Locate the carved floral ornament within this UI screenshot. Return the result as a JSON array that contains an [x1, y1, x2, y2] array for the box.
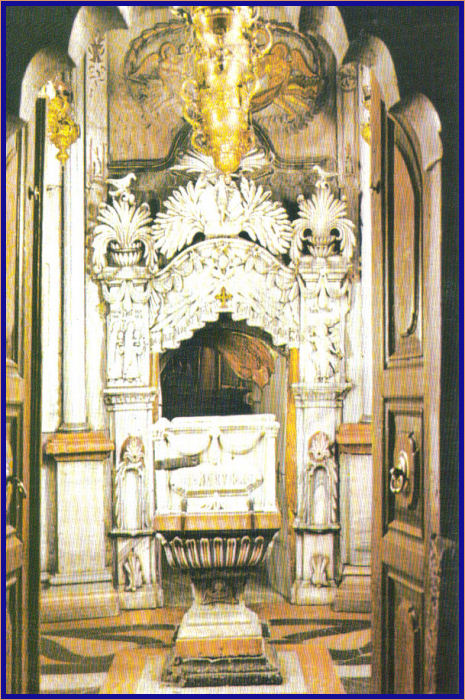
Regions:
[[89, 166, 355, 354], [90, 165, 356, 272]]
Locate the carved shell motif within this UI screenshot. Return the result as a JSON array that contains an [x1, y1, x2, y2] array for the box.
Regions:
[[291, 166, 356, 262]]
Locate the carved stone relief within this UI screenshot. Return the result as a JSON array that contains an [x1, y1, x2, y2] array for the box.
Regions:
[[121, 19, 327, 136], [114, 436, 148, 530], [291, 167, 355, 262], [310, 553, 329, 587], [148, 239, 300, 352], [297, 432, 338, 527], [122, 548, 145, 592], [91, 175, 158, 275]]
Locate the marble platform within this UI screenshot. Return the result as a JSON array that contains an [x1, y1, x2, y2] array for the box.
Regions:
[[138, 650, 306, 694], [100, 641, 346, 695]]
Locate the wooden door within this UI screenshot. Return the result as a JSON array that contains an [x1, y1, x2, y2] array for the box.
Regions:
[[371, 80, 456, 693], [5, 100, 44, 694]]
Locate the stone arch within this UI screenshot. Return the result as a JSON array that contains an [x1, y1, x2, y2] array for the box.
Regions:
[[19, 47, 74, 123], [11, 5, 129, 131], [67, 5, 128, 65], [390, 93, 442, 171], [343, 34, 400, 108], [298, 6, 349, 66], [149, 239, 301, 354]]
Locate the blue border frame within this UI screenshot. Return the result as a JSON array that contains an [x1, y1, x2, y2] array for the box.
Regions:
[[2, 2, 463, 698]]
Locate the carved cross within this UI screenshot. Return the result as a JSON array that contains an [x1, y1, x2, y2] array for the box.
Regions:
[[215, 286, 232, 308]]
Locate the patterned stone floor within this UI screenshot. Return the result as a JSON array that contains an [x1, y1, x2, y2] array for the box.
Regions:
[[40, 600, 371, 695]]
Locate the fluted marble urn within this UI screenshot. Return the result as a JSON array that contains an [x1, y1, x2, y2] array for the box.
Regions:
[[153, 414, 283, 687], [155, 511, 282, 686]]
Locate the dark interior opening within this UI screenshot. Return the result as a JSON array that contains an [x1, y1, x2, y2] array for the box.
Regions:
[[160, 316, 277, 420]]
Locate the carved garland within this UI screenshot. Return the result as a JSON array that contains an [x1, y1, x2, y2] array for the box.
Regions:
[[89, 170, 356, 367]]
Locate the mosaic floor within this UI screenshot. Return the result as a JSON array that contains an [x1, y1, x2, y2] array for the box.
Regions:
[[40, 599, 371, 695]]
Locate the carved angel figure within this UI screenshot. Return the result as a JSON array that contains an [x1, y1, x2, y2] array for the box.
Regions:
[[123, 24, 189, 126], [252, 42, 324, 131], [308, 321, 342, 382]]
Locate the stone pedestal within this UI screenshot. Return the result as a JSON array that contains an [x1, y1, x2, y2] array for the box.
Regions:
[[43, 432, 119, 620], [162, 598, 281, 687], [104, 388, 162, 609], [291, 385, 347, 604], [155, 512, 282, 688], [292, 525, 341, 605]]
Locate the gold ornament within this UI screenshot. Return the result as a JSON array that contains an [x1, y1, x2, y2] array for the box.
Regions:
[[176, 6, 271, 174], [215, 286, 232, 308], [47, 81, 80, 164]]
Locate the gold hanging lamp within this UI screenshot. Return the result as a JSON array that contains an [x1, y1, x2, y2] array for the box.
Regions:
[[174, 6, 272, 175]]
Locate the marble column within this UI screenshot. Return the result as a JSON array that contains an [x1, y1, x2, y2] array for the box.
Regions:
[[291, 257, 352, 605], [60, 84, 88, 432], [43, 66, 117, 620]]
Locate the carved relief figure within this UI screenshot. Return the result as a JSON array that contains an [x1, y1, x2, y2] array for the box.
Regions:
[[252, 41, 324, 130], [308, 321, 342, 382], [122, 19, 326, 135]]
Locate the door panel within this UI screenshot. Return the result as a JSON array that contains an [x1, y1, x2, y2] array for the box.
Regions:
[[371, 77, 447, 693], [387, 132, 423, 362], [5, 101, 44, 693], [385, 400, 424, 539]]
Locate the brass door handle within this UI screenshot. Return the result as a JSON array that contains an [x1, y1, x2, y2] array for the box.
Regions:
[[389, 450, 409, 494]]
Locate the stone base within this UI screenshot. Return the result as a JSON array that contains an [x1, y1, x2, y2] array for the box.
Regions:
[[332, 570, 371, 613], [41, 582, 119, 622], [291, 580, 337, 605], [118, 584, 163, 610], [161, 642, 283, 687], [176, 600, 262, 646]]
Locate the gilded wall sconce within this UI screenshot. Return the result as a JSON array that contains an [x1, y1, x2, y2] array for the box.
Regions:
[[46, 79, 80, 165], [174, 6, 272, 174]]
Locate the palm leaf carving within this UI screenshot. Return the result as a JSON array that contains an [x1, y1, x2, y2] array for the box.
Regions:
[[291, 177, 356, 262], [238, 178, 293, 256], [152, 180, 204, 260], [152, 176, 292, 261], [91, 177, 158, 273]]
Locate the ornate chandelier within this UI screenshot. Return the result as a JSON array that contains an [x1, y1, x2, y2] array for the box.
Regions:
[[173, 6, 271, 174]]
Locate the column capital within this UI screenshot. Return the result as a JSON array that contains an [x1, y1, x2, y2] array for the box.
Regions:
[[291, 382, 351, 408], [103, 387, 156, 410]]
